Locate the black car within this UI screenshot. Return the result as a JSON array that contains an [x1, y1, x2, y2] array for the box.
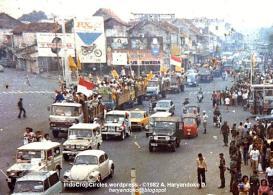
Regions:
[[149, 117, 182, 152]]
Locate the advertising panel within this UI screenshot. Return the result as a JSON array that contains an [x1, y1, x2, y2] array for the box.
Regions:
[[74, 17, 106, 63], [36, 33, 75, 57], [112, 52, 128, 65]]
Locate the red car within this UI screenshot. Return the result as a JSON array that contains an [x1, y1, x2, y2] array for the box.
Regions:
[[182, 113, 199, 138]]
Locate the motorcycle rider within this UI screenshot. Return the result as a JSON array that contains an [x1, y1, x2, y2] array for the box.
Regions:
[[197, 87, 204, 103]]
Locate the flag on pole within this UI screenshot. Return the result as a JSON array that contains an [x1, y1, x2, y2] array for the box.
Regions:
[[68, 55, 77, 71], [77, 77, 95, 97], [111, 69, 119, 79], [170, 56, 182, 67], [77, 57, 81, 70]]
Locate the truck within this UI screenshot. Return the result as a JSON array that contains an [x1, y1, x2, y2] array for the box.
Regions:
[[99, 86, 135, 111], [168, 75, 185, 93], [49, 100, 104, 138], [146, 77, 170, 99]]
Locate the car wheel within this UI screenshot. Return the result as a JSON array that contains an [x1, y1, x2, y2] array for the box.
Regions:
[[120, 131, 125, 141], [55, 166, 61, 176], [176, 139, 180, 148], [63, 154, 69, 161], [171, 144, 176, 152], [109, 165, 114, 178], [149, 144, 154, 152], [102, 135, 107, 140], [52, 130, 59, 138], [7, 179, 15, 191]]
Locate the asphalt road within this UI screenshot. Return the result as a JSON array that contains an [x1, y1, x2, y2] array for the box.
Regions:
[[0, 69, 252, 195]]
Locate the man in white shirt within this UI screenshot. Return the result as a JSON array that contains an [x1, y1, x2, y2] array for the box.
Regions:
[[249, 146, 260, 172], [266, 163, 273, 188], [244, 118, 252, 130], [202, 111, 208, 134]]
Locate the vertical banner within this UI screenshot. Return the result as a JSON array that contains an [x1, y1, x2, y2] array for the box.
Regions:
[[74, 17, 106, 63]]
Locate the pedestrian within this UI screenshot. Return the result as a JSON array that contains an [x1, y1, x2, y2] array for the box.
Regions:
[[221, 121, 230, 146], [231, 123, 237, 139], [25, 74, 31, 86], [244, 118, 252, 130], [196, 153, 207, 189], [202, 110, 208, 134], [258, 179, 270, 195], [238, 175, 250, 195], [249, 170, 260, 195], [17, 98, 26, 118], [242, 137, 249, 166], [225, 96, 230, 110], [218, 153, 226, 188], [266, 163, 273, 188], [250, 146, 260, 172]]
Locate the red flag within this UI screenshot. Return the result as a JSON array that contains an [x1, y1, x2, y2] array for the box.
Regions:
[[77, 77, 95, 97]]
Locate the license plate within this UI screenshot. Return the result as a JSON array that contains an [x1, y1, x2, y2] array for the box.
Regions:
[[151, 143, 157, 146]]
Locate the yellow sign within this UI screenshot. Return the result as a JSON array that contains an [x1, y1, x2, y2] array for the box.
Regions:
[[171, 45, 181, 56]]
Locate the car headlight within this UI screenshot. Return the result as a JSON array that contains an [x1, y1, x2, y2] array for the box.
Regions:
[[50, 123, 56, 127], [64, 171, 70, 179], [165, 136, 170, 141], [80, 146, 86, 150], [64, 145, 70, 149], [76, 145, 81, 149]]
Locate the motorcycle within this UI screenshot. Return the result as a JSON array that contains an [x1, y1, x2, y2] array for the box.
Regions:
[[213, 114, 222, 128], [197, 93, 203, 103]]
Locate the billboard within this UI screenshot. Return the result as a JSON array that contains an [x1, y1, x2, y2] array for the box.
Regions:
[[36, 33, 75, 57], [74, 17, 106, 63], [112, 52, 127, 65]]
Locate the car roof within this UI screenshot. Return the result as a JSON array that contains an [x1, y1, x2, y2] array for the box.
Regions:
[[69, 123, 100, 130], [183, 113, 197, 118], [130, 110, 146, 114], [52, 102, 82, 107], [150, 112, 172, 118], [16, 171, 57, 182], [18, 142, 60, 150], [185, 104, 199, 108], [107, 110, 129, 115], [154, 117, 180, 122], [76, 150, 105, 157], [157, 100, 172, 103]]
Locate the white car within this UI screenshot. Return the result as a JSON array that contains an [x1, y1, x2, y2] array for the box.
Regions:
[[63, 150, 114, 188], [154, 100, 175, 115], [12, 171, 62, 195]]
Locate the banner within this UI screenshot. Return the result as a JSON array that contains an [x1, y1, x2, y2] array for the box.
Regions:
[[170, 56, 182, 67], [74, 17, 106, 63], [36, 33, 75, 57]]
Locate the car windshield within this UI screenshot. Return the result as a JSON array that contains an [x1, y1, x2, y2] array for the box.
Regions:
[[17, 150, 42, 161], [187, 74, 196, 80], [154, 121, 175, 134], [14, 180, 44, 193], [51, 106, 81, 117], [106, 114, 124, 123], [131, 112, 144, 119], [184, 118, 196, 125], [69, 129, 92, 138], [157, 101, 170, 108], [148, 81, 158, 87], [75, 155, 98, 165], [186, 107, 198, 114]]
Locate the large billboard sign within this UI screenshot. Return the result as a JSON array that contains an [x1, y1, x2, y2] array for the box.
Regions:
[[74, 17, 106, 63], [36, 33, 75, 57]]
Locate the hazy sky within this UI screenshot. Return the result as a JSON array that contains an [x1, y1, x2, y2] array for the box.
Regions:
[[1, 0, 273, 32]]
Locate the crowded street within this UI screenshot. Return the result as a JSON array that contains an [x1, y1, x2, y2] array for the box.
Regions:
[[0, 68, 256, 195]]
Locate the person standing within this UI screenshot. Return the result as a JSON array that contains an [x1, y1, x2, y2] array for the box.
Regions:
[[249, 170, 259, 195], [249, 146, 260, 172], [225, 96, 230, 111], [17, 98, 26, 118], [202, 111, 208, 134], [265, 163, 273, 188], [196, 153, 207, 189], [218, 153, 226, 188], [221, 121, 230, 146]]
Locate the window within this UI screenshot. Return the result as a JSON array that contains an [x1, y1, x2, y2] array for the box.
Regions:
[[44, 179, 50, 191], [105, 154, 108, 160], [99, 155, 105, 164], [48, 172, 59, 186], [53, 147, 60, 157], [47, 150, 53, 160]]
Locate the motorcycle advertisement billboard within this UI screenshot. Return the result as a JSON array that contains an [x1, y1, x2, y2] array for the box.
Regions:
[[36, 33, 75, 57], [74, 17, 106, 63]]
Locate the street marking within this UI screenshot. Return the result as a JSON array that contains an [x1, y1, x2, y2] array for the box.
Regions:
[[0, 91, 54, 95], [134, 141, 141, 149]]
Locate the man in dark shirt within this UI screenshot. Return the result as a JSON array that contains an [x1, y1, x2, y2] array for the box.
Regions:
[[218, 153, 226, 188], [18, 98, 26, 118]]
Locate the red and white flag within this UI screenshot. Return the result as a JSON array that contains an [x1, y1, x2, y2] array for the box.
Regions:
[[170, 56, 182, 67], [77, 77, 95, 97]]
